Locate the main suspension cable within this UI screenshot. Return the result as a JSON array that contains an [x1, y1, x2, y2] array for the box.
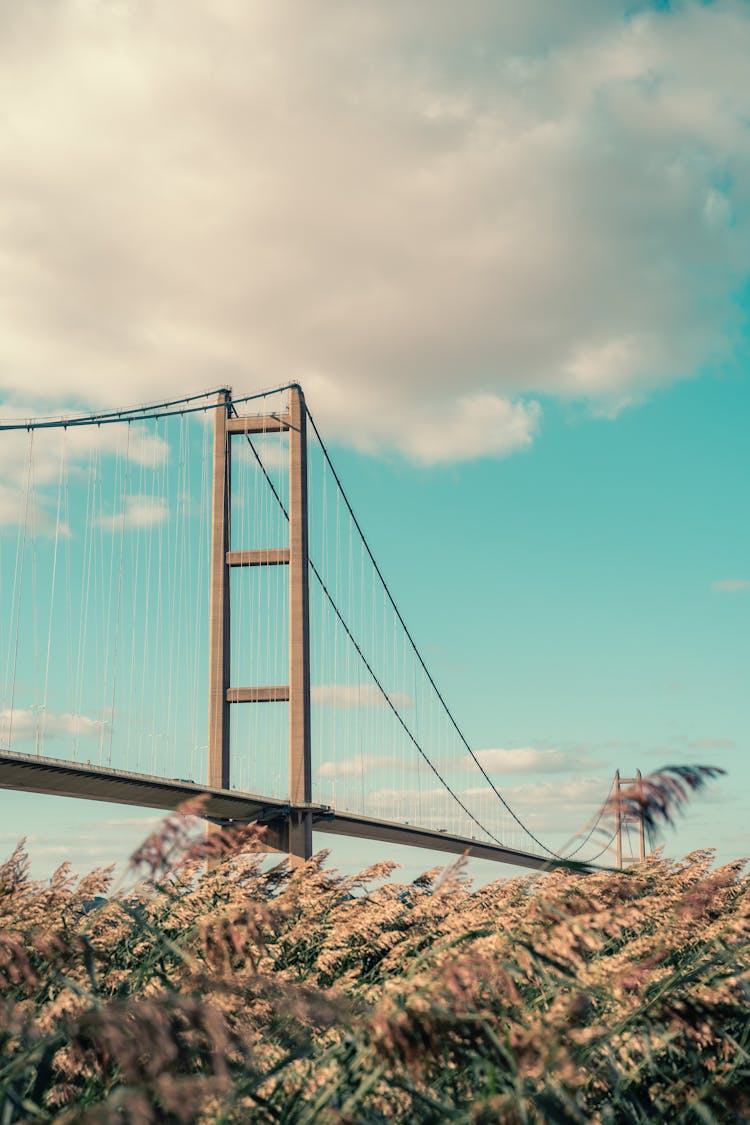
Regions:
[[304, 403, 567, 859], [231, 404, 516, 851], [0, 384, 294, 431], [4, 387, 613, 863]]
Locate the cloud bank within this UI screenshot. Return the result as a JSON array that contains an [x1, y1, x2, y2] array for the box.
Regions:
[[97, 494, 169, 531], [317, 754, 404, 780], [1, 1, 749, 461], [471, 747, 595, 774], [711, 579, 750, 593], [0, 709, 104, 743], [0, 414, 169, 533], [312, 684, 414, 709]]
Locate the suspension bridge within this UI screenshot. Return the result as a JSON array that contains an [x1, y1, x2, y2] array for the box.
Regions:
[[0, 385, 619, 871]]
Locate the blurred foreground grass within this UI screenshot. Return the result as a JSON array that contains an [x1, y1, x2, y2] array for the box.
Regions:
[[0, 801, 747, 1124]]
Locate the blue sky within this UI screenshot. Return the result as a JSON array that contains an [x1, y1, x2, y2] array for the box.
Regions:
[[0, 0, 748, 883], [1, 369, 745, 883], [314, 369, 749, 869]]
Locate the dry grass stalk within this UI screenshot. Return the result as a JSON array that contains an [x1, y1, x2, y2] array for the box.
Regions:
[[0, 786, 746, 1123]]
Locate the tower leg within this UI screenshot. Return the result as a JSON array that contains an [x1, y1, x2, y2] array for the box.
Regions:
[[636, 768, 646, 861], [208, 390, 232, 791], [614, 769, 622, 870], [288, 385, 312, 863]]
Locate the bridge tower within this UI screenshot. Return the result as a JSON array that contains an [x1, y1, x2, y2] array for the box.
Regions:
[[613, 769, 646, 868], [207, 385, 312, 863]]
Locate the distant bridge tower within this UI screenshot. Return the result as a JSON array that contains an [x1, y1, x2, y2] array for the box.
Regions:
[[207, 385, 312, 863], [613, 769, 646, 868]]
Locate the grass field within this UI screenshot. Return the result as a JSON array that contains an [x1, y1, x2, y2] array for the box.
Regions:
[[0, 797, 748, 1123]]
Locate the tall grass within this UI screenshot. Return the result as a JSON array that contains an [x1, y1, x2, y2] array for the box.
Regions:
[[0, 789, 747, 1122]]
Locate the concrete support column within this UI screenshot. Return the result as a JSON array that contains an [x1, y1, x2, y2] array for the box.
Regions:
[[288, 385, 312, 862]]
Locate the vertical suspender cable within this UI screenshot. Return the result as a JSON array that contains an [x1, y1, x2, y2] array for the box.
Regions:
[[8, 430, 34, 748], [41, 434, 66, 757], [108, 422, 131, 766]]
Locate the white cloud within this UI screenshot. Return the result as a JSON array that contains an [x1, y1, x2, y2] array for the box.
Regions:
[[471, 747, 590, 774], [364, 787, 445, 814], [357, 775, 611, 840], [686, 737, 736, 751], [711, 578, 750, 592], [0, 482, 72, 538], [317, 753, 404, 779], [312, 684, 414, 709], [0, 414, 169, 484], [481, 774, 611, 810], [97, 494, 169, 531], [4, 817, 166, 881], [328, 772, 618, 843], [464, 775, 609, 812], [386, 394, 539, 466], [0, 709, 104, 743], [1, 3, 749, 461], [0, 417, 169, 531], [703, 188, 733, 230]]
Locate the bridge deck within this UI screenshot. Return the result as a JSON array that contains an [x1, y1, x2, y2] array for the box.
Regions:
[[0, 750, 553, 872]]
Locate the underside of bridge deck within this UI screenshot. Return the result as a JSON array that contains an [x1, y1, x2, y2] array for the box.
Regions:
[[0, 750, 558, 872]]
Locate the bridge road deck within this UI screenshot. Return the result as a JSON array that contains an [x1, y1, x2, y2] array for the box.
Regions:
[[0, 749, 552, 872]]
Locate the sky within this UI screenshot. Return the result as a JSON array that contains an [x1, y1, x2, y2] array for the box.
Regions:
[[0, 0, 748, 884]]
